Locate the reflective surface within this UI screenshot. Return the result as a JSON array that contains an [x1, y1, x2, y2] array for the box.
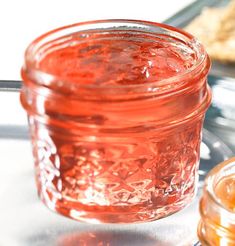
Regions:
[[0, 129, 232, 246], [205, 75, 235, 152]]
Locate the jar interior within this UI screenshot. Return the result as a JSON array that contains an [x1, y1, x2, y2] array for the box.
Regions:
[[212, 162, 235, 213], [23, 20, 207, 96]]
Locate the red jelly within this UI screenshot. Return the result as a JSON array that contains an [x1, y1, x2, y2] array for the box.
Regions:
[[21, 20, 211, 223]]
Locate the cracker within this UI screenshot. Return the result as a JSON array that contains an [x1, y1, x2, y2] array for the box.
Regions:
[[185, 8, 224, 46], [216, 0, 235, 41], [185, 0, 235, 63]]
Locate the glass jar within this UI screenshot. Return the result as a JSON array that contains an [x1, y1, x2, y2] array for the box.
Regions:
[[20, 20, 211, 223], [198, 157, 235, 245]]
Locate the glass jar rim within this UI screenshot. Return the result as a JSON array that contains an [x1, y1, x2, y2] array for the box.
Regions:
[[22, 19, 210, 93], [205, 157, 235, 215]]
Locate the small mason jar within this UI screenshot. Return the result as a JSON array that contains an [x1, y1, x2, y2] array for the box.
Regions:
[[21, 20, 211, 223], [198, 157, 235, 245]]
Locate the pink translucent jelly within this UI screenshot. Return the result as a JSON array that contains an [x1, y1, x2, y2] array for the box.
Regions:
[[39, 35, 194, 85], [21, 21, 211, 223]]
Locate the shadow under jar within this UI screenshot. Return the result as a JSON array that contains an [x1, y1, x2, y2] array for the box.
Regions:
[[21, 20, 211, 223]]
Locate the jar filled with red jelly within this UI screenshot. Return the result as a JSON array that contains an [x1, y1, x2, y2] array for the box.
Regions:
[[21, 20, 211, 223], [198, 157, 235, 245]]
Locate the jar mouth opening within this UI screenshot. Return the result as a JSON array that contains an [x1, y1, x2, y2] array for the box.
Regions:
[[23, 19, 210, 93], [205, 157, 235, 214]]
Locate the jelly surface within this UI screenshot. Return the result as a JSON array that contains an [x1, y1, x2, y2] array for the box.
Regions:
[[39, 32, 195, 86], [215, 174, 235, 211]]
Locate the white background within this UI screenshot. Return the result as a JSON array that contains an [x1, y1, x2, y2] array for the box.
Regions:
[[1, 0, 192, 80]]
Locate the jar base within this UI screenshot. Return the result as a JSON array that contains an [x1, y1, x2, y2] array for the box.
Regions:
[[39, 192, 195, 224]]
